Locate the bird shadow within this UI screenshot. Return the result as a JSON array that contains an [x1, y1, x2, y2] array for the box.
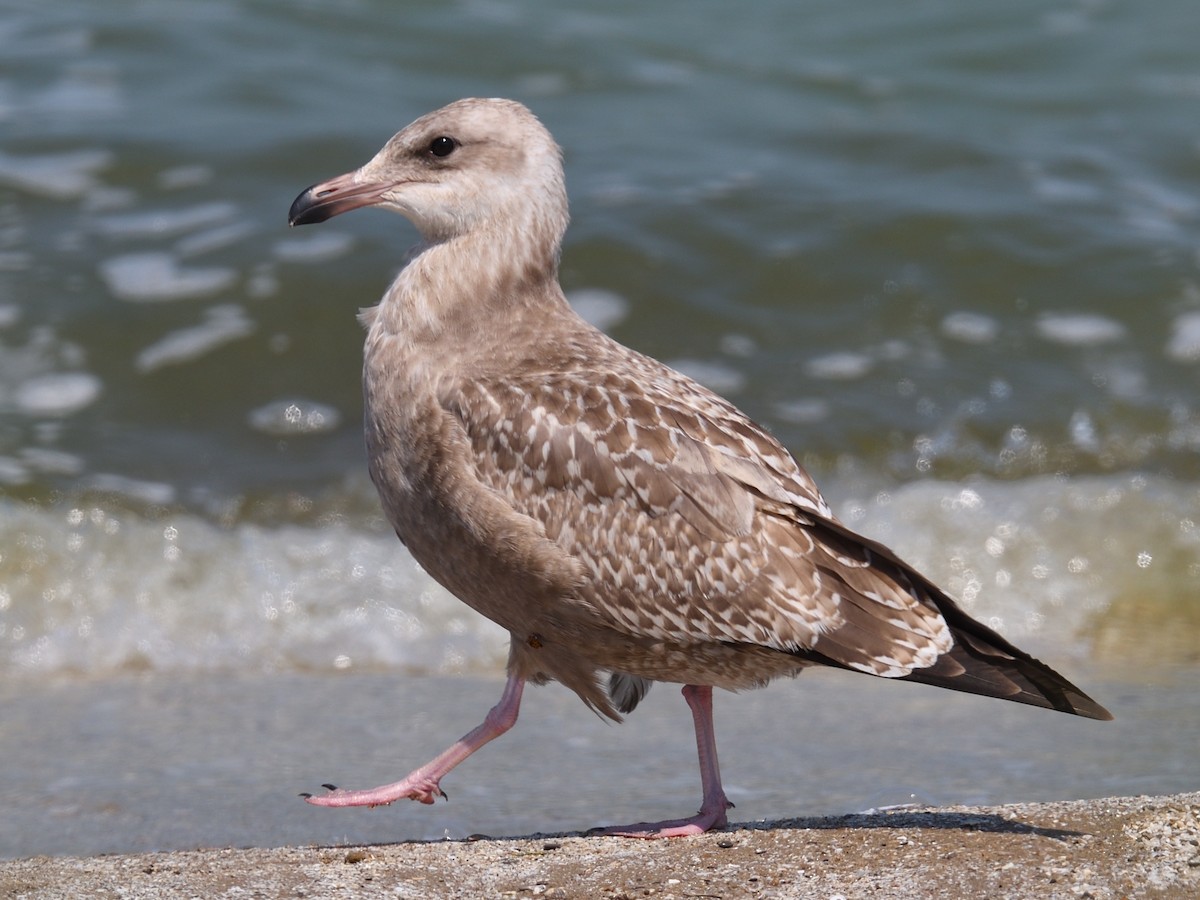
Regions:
[[318, 807, 1084, 851], [729, 808, 1084, 841]]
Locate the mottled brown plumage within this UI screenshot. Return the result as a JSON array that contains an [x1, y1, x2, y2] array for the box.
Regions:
[[287, 97, 1110, 837]]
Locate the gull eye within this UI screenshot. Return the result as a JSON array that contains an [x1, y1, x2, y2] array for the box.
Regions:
[[428, 136, 457, 158]]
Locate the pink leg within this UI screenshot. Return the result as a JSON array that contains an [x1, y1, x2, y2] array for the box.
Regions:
[[303, 674, 524, 808], [596, 683, 733, 838]]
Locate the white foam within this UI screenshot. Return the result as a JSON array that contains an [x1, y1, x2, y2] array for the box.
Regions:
[[247, 399, 342, 436], [273, 231, 355, 263], [835, 475, 1200, 655], [12, 372, 101, 416], [136, 305, 255, 372], [95, 202, 237, 240], [0, 148, 113, 200], [0, 500, 503, 678], [1036, 312, 1126, 346], [1166, 311, 1200, 362], [0, 304, 19, 329], [100, 252, 236, 302], [941, 311, 1000, 344], [566, 287, 630, 332], [4, 473, 1194, 680], [805, 351, 873, 380]]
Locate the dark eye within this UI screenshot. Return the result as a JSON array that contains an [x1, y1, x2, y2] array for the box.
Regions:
[[428, 136, 457, 158]]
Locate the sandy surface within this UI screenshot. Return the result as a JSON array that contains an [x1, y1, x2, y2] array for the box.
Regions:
[[3, 793, 1197, 899]]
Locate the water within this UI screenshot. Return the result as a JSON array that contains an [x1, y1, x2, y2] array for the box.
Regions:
[[2, 0, 1198, 858]]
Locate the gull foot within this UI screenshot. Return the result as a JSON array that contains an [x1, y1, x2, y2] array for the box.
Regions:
[[589, 801, 732, 839], [300, 778, 447, 808]]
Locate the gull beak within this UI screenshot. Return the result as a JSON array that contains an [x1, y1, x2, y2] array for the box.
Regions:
[[288, 171, 393, 226]]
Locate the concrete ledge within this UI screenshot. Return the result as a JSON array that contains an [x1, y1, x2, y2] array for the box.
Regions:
[[3, 793, 1197, 899]]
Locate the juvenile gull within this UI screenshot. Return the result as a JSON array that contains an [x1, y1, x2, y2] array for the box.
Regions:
[[287, 98, 1111, 838]]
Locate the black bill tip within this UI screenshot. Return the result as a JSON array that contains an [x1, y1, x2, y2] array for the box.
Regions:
[[288, 183, 334, 227]]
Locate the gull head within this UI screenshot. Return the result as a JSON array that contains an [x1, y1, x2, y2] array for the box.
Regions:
[[288, 98, 568, 246]]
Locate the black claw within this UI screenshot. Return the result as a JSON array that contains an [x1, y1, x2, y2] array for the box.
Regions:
[[440, 788, 449, 801], [321, 783, 338, 791], [299, 793, 312, 799]]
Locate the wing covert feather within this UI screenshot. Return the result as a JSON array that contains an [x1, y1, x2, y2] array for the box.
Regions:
[[447, 367, 954, 676]]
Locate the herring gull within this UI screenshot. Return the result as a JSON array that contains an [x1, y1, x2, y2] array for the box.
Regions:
[[287, 97, 1111, 838]]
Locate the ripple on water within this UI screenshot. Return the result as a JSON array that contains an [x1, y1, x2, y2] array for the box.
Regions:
[[667, 358, 746, 394], [12, 371, 102, 416], [1165, 311, 1200, 363], [95, 202, 238, 241], [175, 222, 258, 258], [0, 149, 113, 200], [100, 252, 237, 302], [82, 474, 178, 507], [1036, 313, 1127, 346], [774, 397, 830, 424], [136, 305, 256, 373], [273, 231, 355, 263], [157, 165, 214, 190], [941, 311, 1000, 344], [566, 288, 630, 332], [805, 351, 874, 380]]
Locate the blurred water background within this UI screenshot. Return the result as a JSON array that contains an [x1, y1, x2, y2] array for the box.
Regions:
[[1, 0, 1198, 858]]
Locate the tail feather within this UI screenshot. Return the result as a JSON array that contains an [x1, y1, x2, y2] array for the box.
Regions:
[[897, 602, 1113, 719], [805, 516, 1113, 721]]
